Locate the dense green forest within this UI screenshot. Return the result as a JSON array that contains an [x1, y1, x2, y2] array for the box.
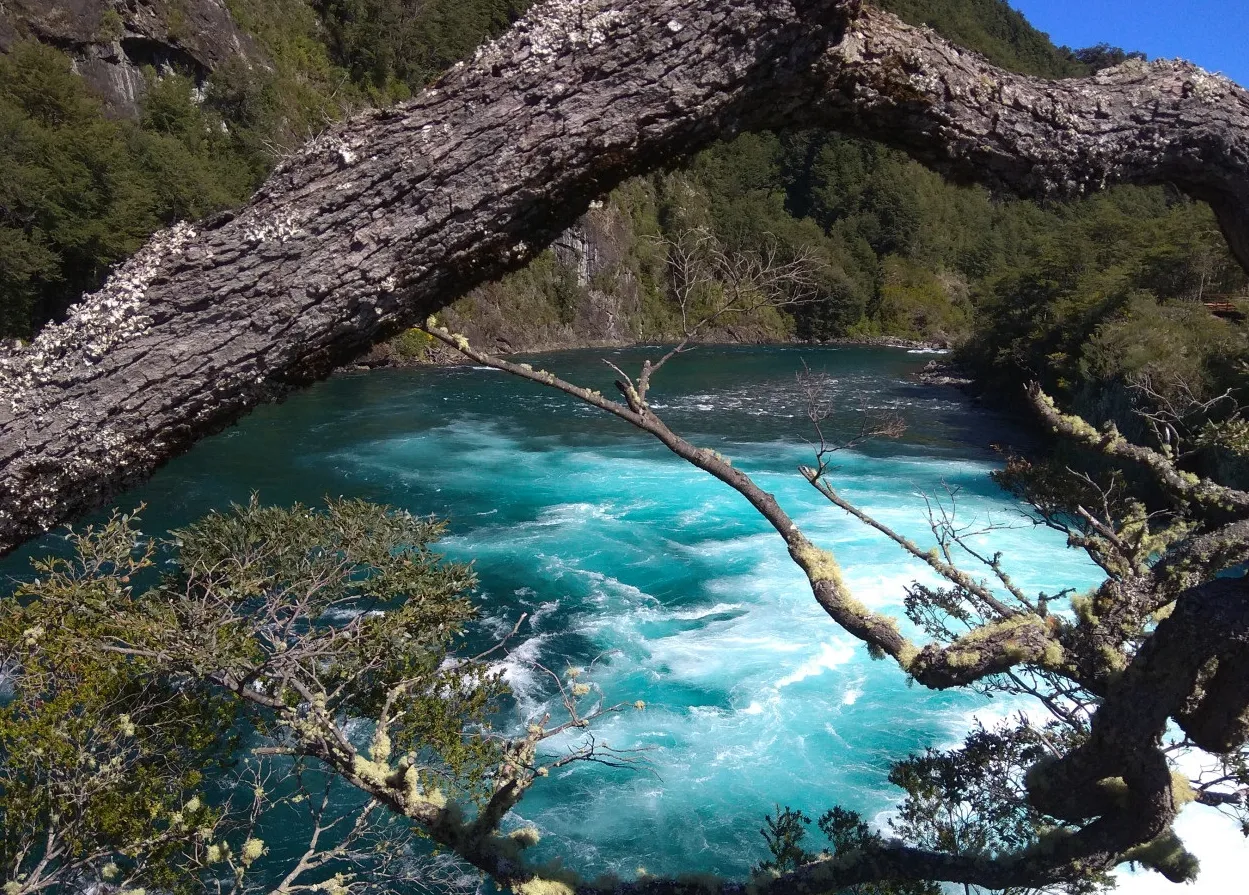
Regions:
[[1, 0, 1246, 422]]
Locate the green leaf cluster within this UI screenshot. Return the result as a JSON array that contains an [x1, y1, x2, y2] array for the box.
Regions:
[[0, 499, 505, 893], [0, 41, 278, 339], [754, 804, 940, 894], [311, 0, 529, 99], [0, 510, 236, 893]]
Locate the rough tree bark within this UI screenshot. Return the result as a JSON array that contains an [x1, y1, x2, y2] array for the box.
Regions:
[[4, 0, 1249, 555]]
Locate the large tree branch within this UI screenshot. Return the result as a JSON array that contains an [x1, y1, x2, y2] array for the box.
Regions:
[[5, 0, 1249, 553], [1150, 517, 1249, 597], [1027, 385, 1249, 515]]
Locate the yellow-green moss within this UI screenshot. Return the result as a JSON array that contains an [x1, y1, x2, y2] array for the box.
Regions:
[[1042, 640, 1065, 668], [1121, 830, 1200, 883], [513, 860, 583, 895], [963, 614, 1037, 642], [352, 754, 391, 788], [241, 838, 266, 865], [371, 727, 392, 762], [1052, 400, 1101, 441], [315, 874, 352, 895], [1170, 771, 1197, 807], [400, 763, 447, 809], [1098, 644, 1129, 672], [794, 542, 847, 591], [793, 541, 919, 666], [946, 649, 982, 668], [1004, 642, 1031, 662], [510, 827, 542, 849], [1094, 776, 1130, 809], [1071, 594, 1099, 625]]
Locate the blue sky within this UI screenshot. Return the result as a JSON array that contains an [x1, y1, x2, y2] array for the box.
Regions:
[[1009, 1, 1249, 85]]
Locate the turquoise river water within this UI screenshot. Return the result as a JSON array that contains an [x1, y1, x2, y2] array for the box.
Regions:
[[4, 345, 1242, 891]]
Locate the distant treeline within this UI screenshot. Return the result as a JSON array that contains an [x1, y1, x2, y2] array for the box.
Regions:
[[1, 0, 1244, 420]]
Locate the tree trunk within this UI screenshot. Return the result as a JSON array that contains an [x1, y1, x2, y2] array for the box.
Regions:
[[3, 0, 1249, 555]]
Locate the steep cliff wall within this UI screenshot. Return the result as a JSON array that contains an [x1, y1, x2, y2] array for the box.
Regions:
[[0, 0, 264, 116], [362, 179, 801, 368]]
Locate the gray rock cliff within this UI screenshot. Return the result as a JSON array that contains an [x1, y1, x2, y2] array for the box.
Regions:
[[0, 0, 264, 115]]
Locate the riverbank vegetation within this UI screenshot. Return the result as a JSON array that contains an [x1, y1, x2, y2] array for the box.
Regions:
[[1, 0, 1245, 428]]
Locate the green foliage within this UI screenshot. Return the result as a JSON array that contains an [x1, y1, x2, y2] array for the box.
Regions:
[[0, 42, 157, 338], [870, 257, 970, 342], [889, 722, 1048, 858], [876, 0, 1090, 78], [0, 500, 504, 893], [0, 510, 237, 893], [817, 808, 941, 895], [98, 8, 125, 43], [222, 0, 367, 140], [888, 722, 1113, 894], [754, 804, 940, 894], [312, 0, 530, 98], [391, 325, 436, 361], [1080, 295, 1248, 404], [756, 805, 813, 874], [0, 0, 379, 341], [961, 188, 1247, 410], [0, 40, 283, 339], [752, 723, 1117, 894]]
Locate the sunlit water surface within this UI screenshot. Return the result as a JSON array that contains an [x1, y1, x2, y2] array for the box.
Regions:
[[4, 346, 1241, 890]]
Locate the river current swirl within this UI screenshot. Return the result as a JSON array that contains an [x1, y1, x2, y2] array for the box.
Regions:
[[4, 346, 1242, 891]]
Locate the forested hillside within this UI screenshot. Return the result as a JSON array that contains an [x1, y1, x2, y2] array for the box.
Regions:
[[0, 0, 1246, 422]]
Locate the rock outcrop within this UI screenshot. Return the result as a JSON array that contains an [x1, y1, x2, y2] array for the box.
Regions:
[[441, 203, 646, 355], [0, 0, 264, 116]]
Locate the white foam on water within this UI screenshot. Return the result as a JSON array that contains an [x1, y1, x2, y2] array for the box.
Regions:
[[663, 602, 745, 621], [330, 373, 1195, 885], [535, 502, 620, 526], [529, 600, 561, 629], [775, 639, 856, 688], [492, 634, 551, 717], [320, 606, 384, 622]]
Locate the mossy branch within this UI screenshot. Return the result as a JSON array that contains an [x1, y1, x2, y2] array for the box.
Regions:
[[1027, 385, 1249, 515]]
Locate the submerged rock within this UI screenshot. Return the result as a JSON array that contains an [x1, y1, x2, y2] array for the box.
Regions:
[[916, 359, 974, 389]]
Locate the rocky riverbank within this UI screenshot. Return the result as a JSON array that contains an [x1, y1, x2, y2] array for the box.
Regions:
[[914, 358, 975, 389]]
